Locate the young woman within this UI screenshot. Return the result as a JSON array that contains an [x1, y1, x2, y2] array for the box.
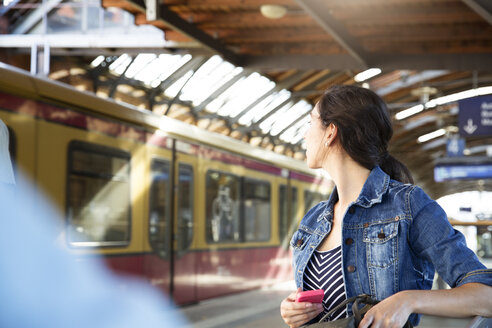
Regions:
[[280, 85, 492, 328]]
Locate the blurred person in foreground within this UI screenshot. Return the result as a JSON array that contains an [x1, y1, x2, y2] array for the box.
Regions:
[[280, 86, 492, 328], [0, 118, 187, 328]]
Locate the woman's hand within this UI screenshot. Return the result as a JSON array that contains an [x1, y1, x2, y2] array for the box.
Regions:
[[280, 288, 324, 328], [358, 291, 413, 328]]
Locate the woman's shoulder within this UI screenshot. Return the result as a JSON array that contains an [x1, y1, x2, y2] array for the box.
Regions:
[[300, 201, 329, 225], [387, 179, 442, 219]]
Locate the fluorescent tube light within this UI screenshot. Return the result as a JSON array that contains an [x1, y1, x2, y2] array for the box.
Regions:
[[354, 68, 381, 82], [417, 128, 446, 143]]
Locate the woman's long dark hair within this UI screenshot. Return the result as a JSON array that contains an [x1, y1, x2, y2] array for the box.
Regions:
[[317, 85, 414, 184]]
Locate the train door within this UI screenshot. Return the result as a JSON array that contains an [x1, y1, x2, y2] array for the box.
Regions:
[[172, 161, 197, 304], [147, 157, 173, 295], [146, 139, 197, 305]]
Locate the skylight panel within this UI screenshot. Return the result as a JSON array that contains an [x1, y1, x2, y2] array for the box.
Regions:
[[134, 56, 167, 85], [215, 73, 275, 117], [164, 71, 193, 98], [206, 76, 247, 113], [280, 115, 309, 143], [109, 53, 131, 74], [90, 56, 105, 67], [259, 101, 294, 133], [179, 56, 241, 105], [237, 93, 276, 126], [270, 100, 312, 136], [253, 90, 291, 123], [124, 54, 156, 79], [149, 54, 192, 88]]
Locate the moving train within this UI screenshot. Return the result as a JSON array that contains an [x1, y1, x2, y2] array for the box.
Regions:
[[0, 63, 332, 305]]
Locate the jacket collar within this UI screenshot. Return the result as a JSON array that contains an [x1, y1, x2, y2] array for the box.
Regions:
[[354, 166, 389, 208], [318, 166, 389, 222]]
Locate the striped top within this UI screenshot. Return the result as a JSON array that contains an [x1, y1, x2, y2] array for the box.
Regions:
[[303, 245, 347, 321]]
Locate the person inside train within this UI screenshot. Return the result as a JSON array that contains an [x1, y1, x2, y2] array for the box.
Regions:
[[0, 119, 187, 328], [280, 85, 492, 328]]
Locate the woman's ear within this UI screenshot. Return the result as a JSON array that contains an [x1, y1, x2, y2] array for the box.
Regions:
[[325, 123, 338, 145]]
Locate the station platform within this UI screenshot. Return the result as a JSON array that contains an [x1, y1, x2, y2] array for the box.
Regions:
[[180, 281, 477, 328]]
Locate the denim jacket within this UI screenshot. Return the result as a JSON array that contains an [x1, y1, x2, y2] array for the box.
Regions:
[[290, 166, 492, 326]]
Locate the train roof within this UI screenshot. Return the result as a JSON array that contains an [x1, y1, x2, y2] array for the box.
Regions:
[[0, 63, 322, 177]]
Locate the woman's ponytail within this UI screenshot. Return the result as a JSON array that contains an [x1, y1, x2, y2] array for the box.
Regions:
[[380, 153, 414, 184], [318, 85, 414, 184]]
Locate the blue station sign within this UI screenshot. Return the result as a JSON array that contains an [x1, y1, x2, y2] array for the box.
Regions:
[[434, 156, 492, 182], [458, 94, 492, 137]]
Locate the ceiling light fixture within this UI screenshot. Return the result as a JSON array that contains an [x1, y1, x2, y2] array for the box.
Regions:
[[260, 4, 288, 19], [417, 128, 446, 143], [354, 68, 382, 82], [396, 85, 492, 121]]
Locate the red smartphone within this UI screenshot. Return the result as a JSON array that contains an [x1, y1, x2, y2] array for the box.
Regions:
[[295, 289, 324, 303]]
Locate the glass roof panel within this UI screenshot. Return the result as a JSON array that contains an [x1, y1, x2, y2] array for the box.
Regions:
[[205, 76, 247, 114], [179, 56, 242, 106], [215, 73, 275, 117], [270, 100, 312, 136], [134, 56, 168, 85], [259, 101, 294, 133], [109, 53, 131, 74], [280, 115, 309, 143], [124, 54, 156, 79], [164, 71, 194, 98], [149, 54, 192, 88], [252, 90, 291, 123]]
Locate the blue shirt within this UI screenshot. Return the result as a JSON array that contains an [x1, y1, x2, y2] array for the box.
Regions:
[[290, 166, 492, 326], [0, 173, 187, 328]]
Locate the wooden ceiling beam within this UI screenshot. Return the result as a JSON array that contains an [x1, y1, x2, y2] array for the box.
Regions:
[[348, 23, 492, 39], [295, 0, 369, 67], [112, 0, 242, 66], [164, 0, 295, 7], [338, 11, 481, 25], [218, 28, 333, 44], [186, 12, 315, 28], [244, 53, 492, 70], [239, 42, 344, 56], [363, 39, 492, 54]]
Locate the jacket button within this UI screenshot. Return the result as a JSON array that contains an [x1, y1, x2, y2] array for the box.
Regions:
[[347, 265, 356, 273], [345, 238, 353, 245], [296, 239, 303, 247], [348, 207, 355, 214]]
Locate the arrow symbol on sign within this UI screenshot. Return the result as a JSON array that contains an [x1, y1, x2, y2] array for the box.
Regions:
[[463, 119, 477, 134]]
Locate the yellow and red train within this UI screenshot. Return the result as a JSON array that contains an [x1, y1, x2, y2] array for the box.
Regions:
[[0, 63, 332, 305]]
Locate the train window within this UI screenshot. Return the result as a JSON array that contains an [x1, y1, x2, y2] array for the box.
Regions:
[[206, 170, 240, 243], [177, 164, 194, 253], [244, 179, 271, 242], [279, 185, 298, 245], [149, 159, 171, 258], [67, 141, 131, 247], [304, 190, 327, 213]]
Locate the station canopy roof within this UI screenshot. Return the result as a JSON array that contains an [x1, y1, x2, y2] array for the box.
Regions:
[[1, 0, 492, 198]]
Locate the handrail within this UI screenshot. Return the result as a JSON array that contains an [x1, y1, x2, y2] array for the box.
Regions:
[[449, 220, 492, 227]]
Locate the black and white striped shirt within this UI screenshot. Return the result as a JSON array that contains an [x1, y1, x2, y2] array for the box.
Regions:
[[303, 245, 347, 321]]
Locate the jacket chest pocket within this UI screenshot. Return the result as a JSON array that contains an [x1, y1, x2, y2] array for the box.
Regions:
[[363, 220, 398, 268], [290, 229, 312, 267]]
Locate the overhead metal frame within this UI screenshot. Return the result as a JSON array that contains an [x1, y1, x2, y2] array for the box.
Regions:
[[294, 0, 369, 68], [119, 0, 243, 67], [462, 0, 492, 26]]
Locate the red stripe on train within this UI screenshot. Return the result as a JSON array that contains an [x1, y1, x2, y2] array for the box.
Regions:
[[100, 247, 293, 305]]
